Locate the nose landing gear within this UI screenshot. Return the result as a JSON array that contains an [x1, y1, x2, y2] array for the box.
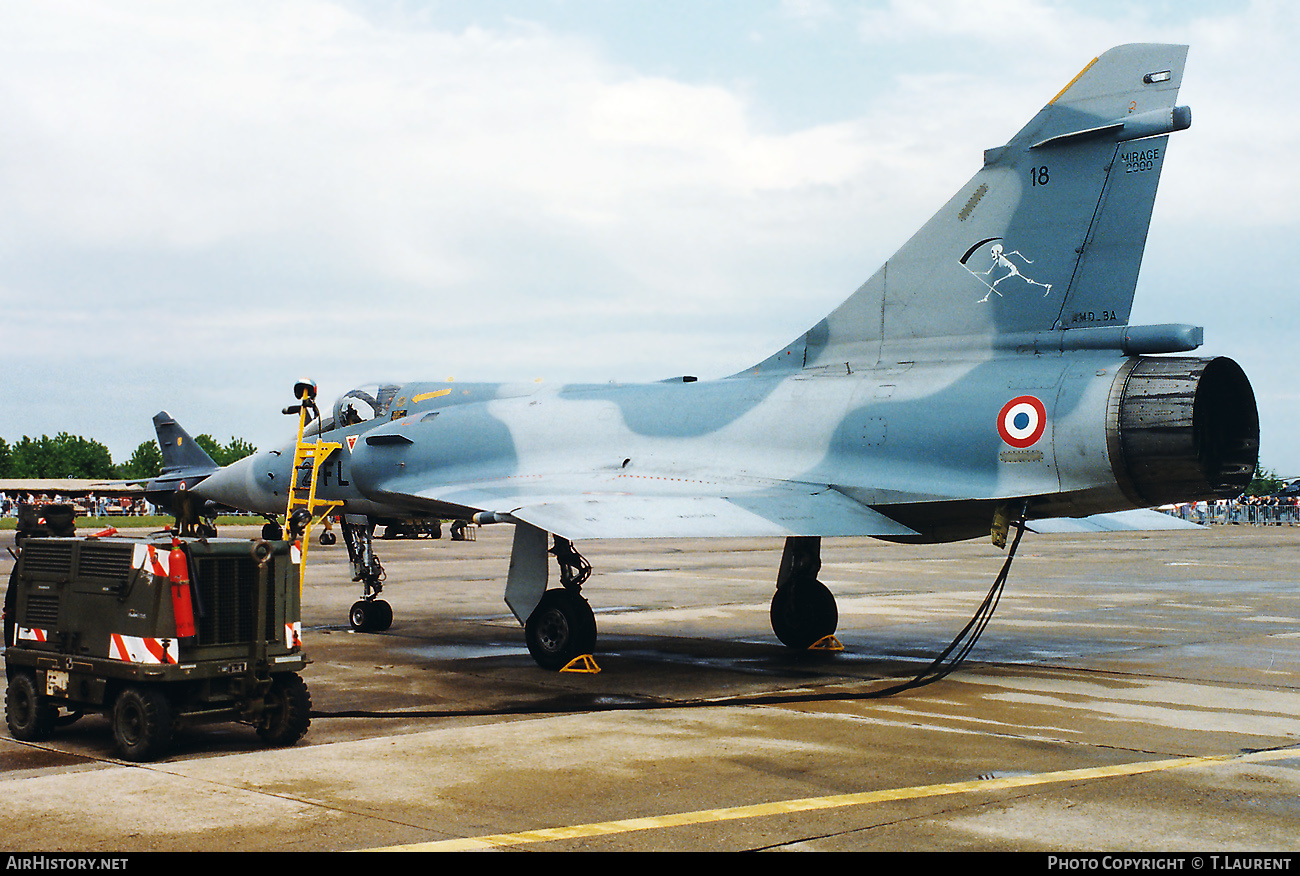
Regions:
[[342, 515, 392, 632]]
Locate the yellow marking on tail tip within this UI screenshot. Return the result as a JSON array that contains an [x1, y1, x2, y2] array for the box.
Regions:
[[1050, 55, 1099, 104]]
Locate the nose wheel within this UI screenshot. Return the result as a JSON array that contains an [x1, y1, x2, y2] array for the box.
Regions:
[[349, 598, 393, 632]]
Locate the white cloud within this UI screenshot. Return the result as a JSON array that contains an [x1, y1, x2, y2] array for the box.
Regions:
[[0, 2, 883, 300], [856, 0, 1081, 46]]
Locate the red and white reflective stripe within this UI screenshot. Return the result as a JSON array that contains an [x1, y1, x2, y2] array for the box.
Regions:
[[291, 542, 302, 564], [133, 543, 171, 577], [109, 633, 179, 664], [17, 627, 47, 643], [285, 621, 302, 650]]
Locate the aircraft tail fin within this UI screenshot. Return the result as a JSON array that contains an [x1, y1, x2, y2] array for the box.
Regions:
[[154, 411, 220, 476], [754, 44, 1192, 371]]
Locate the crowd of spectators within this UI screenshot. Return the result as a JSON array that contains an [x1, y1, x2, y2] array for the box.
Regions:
[[0, 492, 153, 518], [1163, 495, 1300, 525]]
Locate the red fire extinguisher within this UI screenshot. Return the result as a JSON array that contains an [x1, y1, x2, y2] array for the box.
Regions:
[[169, 538, 197, 638]]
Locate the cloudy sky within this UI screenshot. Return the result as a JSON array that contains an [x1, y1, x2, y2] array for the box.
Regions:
[[3, 0, 1298, 476]]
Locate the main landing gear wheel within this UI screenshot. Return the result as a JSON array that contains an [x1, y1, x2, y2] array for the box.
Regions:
[[525, 589, 597, 671], [349, 599, 393, 632], [770, 578, 838, 651]]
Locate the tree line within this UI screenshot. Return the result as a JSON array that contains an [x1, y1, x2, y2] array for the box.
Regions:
[[0, 433, 256, 481], [1247, 466, 1286, 496]]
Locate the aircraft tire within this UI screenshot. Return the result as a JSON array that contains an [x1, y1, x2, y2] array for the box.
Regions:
[[525, 589, 597, 671], [770, 578, 838, 650], [257, 673, 312, 747], [349, 599, 393, 633], [320, 530, 337, 546], [349, 600, 370, 631], [112, 686, 174, 762], [5, 670, 56, 742]]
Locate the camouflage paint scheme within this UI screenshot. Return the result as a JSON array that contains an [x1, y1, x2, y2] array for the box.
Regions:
[[195, 45, 1258, 657]]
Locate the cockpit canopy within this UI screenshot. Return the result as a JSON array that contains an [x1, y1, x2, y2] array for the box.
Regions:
[[304, 383, 402, 436], [335, 383, 401, 427]]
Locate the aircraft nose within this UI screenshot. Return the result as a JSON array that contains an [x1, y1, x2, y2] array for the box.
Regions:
[[194, 453, 277, 514]]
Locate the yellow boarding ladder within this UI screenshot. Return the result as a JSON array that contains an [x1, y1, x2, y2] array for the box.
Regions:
[[284, 383, 342, 592]]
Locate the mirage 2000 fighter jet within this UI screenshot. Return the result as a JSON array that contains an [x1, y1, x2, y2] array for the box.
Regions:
[[196, 45, 1258, 671]]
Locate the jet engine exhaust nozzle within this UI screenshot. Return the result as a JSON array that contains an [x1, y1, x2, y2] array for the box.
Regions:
[[1109, 356, 1259, 507]]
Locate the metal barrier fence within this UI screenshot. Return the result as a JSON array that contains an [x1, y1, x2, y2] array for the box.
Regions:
[[1163, 502, 1300, 526]]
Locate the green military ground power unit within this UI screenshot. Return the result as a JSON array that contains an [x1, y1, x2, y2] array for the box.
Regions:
[[4, 534, 311, 761]]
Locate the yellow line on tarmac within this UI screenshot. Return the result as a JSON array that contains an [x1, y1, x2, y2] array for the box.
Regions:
[[374, 747, 1298, 852]]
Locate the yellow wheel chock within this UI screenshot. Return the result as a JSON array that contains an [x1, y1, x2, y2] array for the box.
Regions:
[[809, 635, 844, 651], [560, 654, 601, 674]]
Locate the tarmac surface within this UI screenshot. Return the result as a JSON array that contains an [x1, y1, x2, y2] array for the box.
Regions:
[[2, 522, 1298, 852]]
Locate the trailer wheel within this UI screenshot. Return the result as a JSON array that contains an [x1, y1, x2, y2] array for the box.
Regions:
[[6, 671, 56, 742], [257, 673, 311, 746], [112, 686, 174, 762]]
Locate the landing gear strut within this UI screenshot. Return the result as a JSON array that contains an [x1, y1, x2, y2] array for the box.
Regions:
[[342, 515, 391, 632], [170, 491, 218, 538], [522, 536, 597, 670], [770, 536, 838, 650]]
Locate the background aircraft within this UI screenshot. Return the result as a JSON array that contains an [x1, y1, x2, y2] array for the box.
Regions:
[[197, 44, 1258, 669], [104, 412, 224, 536]]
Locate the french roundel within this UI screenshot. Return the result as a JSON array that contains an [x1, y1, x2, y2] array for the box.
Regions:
[[997, 395, 1047, 448]]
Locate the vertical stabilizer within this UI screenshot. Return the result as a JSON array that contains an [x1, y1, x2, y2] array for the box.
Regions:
[[154, 411, 220, 477], [754, 44, 1191, 371]]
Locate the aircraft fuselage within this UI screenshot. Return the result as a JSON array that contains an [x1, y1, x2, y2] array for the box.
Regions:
[[200, 349, 1255, 545]]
